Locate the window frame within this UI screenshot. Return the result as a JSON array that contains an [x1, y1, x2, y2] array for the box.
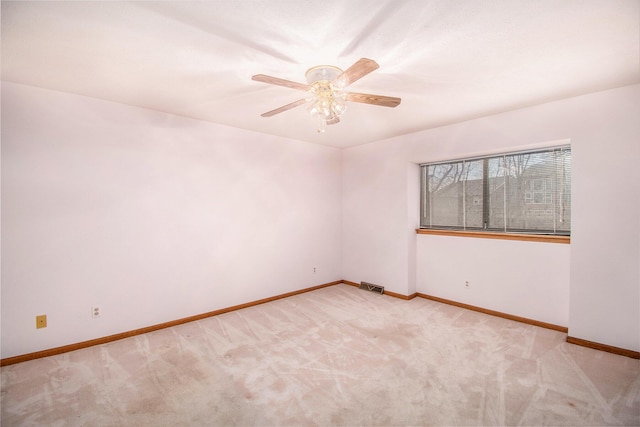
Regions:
[[419, 146, 571, 237]]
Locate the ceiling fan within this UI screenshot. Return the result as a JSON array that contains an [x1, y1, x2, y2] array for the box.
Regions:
[[252, 58, 401, 132]]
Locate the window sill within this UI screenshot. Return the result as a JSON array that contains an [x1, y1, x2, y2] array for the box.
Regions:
[[416, 228, 570, 244]]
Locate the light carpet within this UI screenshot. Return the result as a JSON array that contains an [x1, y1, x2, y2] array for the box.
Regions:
[[2, 284, 639, 426]]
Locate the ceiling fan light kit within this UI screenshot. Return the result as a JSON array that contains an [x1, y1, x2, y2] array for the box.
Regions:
[[306, 66, 346, 133], [252, 58, 401, 133]]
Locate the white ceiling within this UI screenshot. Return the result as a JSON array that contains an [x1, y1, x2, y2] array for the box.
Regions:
[[2, 1, 639, 148]]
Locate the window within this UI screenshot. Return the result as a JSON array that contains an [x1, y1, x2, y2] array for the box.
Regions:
[[526, 178, 553, 204], [420, 146, 571, 235]]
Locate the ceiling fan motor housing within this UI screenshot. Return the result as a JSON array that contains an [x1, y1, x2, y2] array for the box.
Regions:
[[305, 65, 343, 84]]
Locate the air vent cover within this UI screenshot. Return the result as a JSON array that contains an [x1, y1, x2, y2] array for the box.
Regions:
[[359, 281, 384, 294]]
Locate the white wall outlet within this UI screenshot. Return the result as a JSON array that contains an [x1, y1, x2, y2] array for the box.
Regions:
[[313, 267, 317, 274], [465, 281, 470, 288], [92, 306, 101, 318]]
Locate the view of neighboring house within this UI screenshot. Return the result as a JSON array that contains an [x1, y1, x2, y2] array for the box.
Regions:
[[423, 150, 571, 233]]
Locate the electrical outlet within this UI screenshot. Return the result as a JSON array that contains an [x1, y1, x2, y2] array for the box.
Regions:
[[313, 267, 317, 274], [92, 306, 101, 318], [36, 315, 47, 329], [465, 281, 470, 288]]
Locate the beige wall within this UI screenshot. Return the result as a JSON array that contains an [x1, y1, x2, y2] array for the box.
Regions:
[[1, 82, 343, 358], [342, 84, 640, 351]]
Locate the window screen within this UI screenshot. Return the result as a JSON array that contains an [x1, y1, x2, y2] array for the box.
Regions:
[[420, 147, 571, 235]]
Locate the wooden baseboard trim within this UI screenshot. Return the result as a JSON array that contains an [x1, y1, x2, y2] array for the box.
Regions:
[[347, 284, 638, 358], [342, 279, 359, 287], [0, 280, 342, 367], [10, 281, 634, 365], [345, 281, 565, 332], [385, 290, 418, 300], [416, 293, 569, 333], [566, 336, 640, 359]]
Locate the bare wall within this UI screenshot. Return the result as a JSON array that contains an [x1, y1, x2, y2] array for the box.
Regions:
[[342, 84, 640, 351], [1, 82, 343, 359]]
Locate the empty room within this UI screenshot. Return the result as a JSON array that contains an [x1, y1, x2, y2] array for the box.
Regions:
[[1, 1, 639, 425]]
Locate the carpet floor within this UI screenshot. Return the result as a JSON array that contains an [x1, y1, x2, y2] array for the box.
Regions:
[[2, 284, 639, 426]]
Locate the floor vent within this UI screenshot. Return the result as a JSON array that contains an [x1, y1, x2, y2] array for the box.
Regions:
[[359, 282, 384, 294]]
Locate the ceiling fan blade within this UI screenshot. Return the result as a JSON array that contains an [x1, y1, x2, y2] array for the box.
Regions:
[[346, 92, 401, 108], [252, 74, 309, 91], [260, 98, 308, 117], [334, 58, 379, 88], [326, 116, 340, 125]]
